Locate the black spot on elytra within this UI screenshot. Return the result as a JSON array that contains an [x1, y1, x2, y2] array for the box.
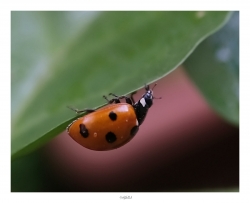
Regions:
[[79, 124, 89, 138], [109, 111, 117, 121], [106, 132, 117, 143], [130, 126, 139, 136]]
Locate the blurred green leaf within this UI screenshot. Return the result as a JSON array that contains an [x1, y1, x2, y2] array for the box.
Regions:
[[184, 12, 239, 125], [11, 11, 231, 159]]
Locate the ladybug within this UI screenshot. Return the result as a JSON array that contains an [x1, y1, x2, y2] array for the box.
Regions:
[[67, 84, 160, 150]]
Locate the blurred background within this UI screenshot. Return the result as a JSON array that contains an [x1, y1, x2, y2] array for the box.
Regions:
[[11, 11, 239, 192]]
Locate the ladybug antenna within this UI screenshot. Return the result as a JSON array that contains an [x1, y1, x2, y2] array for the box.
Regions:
[[151, 83, 162, 99], [153, 96, 162, 99], [145, 83, 157, 91], [151, 83, 158, 90]]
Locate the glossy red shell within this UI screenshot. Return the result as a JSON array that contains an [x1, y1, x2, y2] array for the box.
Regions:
[[67, 103, 139, 150]]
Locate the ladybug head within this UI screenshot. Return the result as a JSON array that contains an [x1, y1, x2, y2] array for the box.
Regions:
[[142, 84, 161, 108], [133, 83, 161, 125]]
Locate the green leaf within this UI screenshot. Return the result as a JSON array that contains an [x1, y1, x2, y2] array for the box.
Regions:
[[11, 11, 231, 159], [184, 12, 239, 125]]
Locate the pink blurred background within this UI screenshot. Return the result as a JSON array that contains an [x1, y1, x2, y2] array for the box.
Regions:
[[43, 66, 239, 191]]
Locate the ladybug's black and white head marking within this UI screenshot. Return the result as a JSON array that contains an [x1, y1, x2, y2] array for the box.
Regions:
[[139, 84, 154, 108], [133, 84, 159, 125]]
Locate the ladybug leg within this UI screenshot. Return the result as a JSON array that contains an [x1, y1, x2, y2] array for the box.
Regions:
[[103, 95, 120, 104], [103, 95, 109, 102], [109, 93, 133, 105], [129, 91, 137, 104], [67, 106, 95, 114], [108, 93, 120, 98]]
